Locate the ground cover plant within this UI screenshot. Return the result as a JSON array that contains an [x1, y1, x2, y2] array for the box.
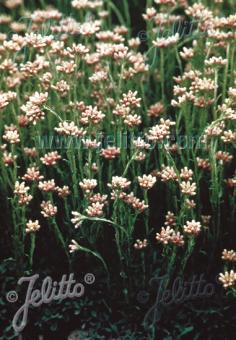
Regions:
[[0, 0, 236, 339]]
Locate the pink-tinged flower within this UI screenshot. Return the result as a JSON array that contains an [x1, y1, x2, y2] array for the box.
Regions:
[[40, 201, 57, 218], [183, 220, 201, 235], [14, 181, 30, 195], [152, 33, 179, 48], [86, 202, 104, 217], [24, 147, 38, 157], [40, 151, 61, 166], [124, 114, 142, 127], [3, 125, 20, 144], [89, 193, 108, 204], [22, 166, 44, 181], [55, 121, 86, 137], [156, 226, 175, 245], [56, 60, 76, 74], [170, 232, 185, 246], [196, 157, 211, 170], [26, 220, 41, 233], [121, 90, 141, 108], [56, 186, 71, 198], [147, 102, 165, 118], [221, 130, 236, 143], [71, 212, 86, 228], [69, 239, 80, 253], [82, 139, 101, 149], [180, 181, 196, 196], [134, 239, 148, 250], [138, 174, 156, 189], [79, 179, 97, 193], [180, 167, 193, 181], [161, 166, 178, 182], [143, 7, 156, 20], [2, 151, 17, 166], [186, 199, 196, 209], [38, 179, 56, 192], [164, 211, 176, 226], [219, 270, 236, 288], [147, 119, 175, 142], [221, 249, 236, 262], [72, 0, 103, 10], [108, 176, 131, 190], [0, 91, 16, 109], [100, 147, 120, 159], [216, 151, 233, 164], [80, 105, 105, 125], [124, 192, 148, 212], [18, 115, 29, 127], [18, 194, 33, 205]]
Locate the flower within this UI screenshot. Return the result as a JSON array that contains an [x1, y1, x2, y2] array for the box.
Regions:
[[2, 151, 17, 166], [170, 232, 185, 246], [221, 249, 236, 262], [3, 125, 20, 144], [80, 105, 105, 125], [55, 121, 86, 137], [71, 212, 86, 228], [86, 202, 104, 217], [147, 119, 175, 142], [56, 186, 71, 198], [183, 220, 201, 235], [22, 166, 44, 181], [164, 211, 176, 226], [69, 239, 80, 253], [26, 220, 41, 233], [21, 92, 48, 125], [123, 192, 148, 211], [138, 174, 156, 189], [38, 180, 56, 192], [89, 193, 108, 204], [100, 147, 120, 159], [79, 179, 97, 193], [147, 102, 165, 118], [108, 176, 131, 190], [161, 166, 178, 182], [156, 226, 175, 245], [219, 270, 236, 288], [40, 151, 61, 166], [180, 181, 196, 196], [180, 167, 193, 181], [152, 33, 179, 48], [134, 239, 148, 250], [40, 201, 57, 217]]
